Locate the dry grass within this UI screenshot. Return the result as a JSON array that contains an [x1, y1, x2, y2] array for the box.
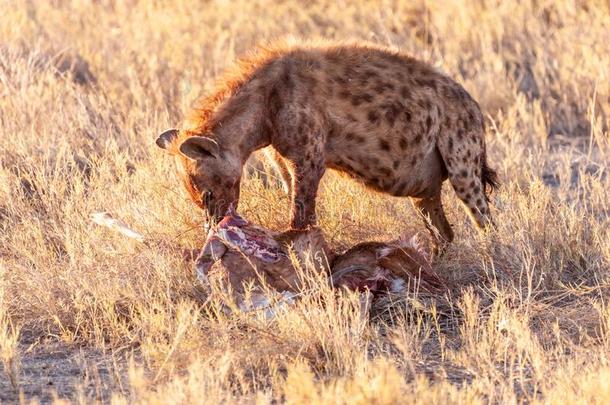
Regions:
[[0, 0, 609, 403], [0, 265, 21, 393]]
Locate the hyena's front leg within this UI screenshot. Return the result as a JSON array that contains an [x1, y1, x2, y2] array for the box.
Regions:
[[290, 157, 325, 229], [274, 107, 326, 229]]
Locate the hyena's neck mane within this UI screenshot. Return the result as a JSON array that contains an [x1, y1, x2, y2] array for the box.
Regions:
[[182, 45, 289, 161]]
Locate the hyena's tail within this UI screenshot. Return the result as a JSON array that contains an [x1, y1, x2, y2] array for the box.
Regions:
[[481, 151, 500, 201], [481, 150, 499, 202]]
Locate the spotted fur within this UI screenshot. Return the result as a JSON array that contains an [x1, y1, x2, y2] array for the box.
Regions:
[[157, 40, 498, 251]]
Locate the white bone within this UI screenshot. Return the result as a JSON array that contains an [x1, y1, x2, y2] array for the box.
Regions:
[[90, 212, 145, 243]]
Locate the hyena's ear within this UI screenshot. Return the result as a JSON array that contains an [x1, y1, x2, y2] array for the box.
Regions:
[[156, 128, 179, 150], [179, 136, 220, 160]]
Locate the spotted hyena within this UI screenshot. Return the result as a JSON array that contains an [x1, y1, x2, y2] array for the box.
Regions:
[[156, 40, 498, 252]]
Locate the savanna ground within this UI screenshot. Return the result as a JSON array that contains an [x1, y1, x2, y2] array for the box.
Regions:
[[0, 0, 609, 403]]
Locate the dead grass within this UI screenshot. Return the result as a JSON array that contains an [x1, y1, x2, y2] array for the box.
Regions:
[[0, 0, 608, 403]]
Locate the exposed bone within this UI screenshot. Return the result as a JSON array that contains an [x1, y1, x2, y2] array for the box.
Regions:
[[90, 212, 145, 243]]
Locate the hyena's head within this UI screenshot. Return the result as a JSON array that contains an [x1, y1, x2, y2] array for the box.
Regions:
[[156, 129, 242, 222]]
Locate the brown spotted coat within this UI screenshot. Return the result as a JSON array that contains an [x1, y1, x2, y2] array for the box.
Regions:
[[157, 41, 498, 252]]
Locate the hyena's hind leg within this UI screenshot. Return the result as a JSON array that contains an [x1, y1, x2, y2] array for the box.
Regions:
[[411, 191, 455, 256], [437, 132, 499, 230]]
